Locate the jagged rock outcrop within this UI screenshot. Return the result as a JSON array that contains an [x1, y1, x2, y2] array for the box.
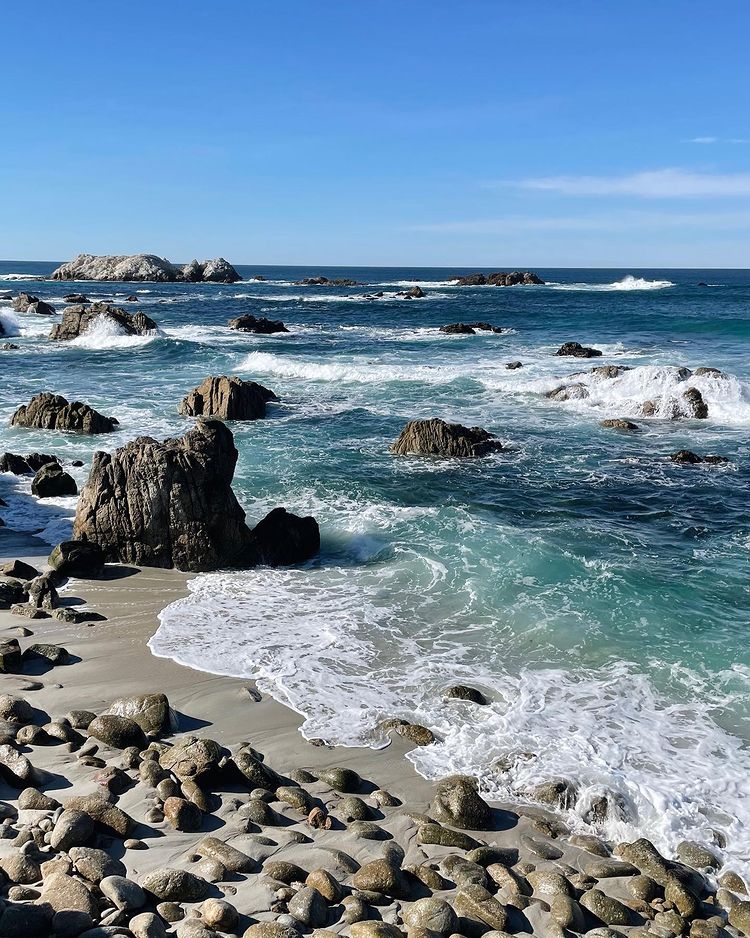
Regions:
[[228, 314, 289, 334], [454, 271, 544, 286], [10, 394, 117, 434], [31, 463, 78, 498], [391, 418, 503, 458], [182, 257, 240, 283], [670, 450, 727, 465], [178, 376, 278, 420], [50, 303, 158, 341], [556, 342, 602, 358], [50, 254, 240, 283], [72, 419, 319, 571], [11, 293, 55, 314]]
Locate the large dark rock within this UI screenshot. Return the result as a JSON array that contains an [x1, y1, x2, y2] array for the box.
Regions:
[[49, 302, 158, 341], [682, 387, 709, 419], [390, 418, 503, 458], [556, 342, 602, 358], [228, 314, 289, 334], [50, 253, 240, 283], [49, 540, 105, 577], [670, 450, 727, 465], [178, 376, 278, 420], [10, 393, 118, 434], [11, 293, 55, 314], [72, 419, 319, 571], [247, 507, 320, 566], [454, 271, 544, 286], [31, 463, 78, 498], [432, 775, 492, 829], [0, 452, 60, 474]]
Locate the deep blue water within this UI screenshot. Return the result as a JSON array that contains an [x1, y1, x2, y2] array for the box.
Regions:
[[2, 261, 750, 869]]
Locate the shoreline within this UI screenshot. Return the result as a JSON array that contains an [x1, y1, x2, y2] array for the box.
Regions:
[[1, 531, 749, 935]]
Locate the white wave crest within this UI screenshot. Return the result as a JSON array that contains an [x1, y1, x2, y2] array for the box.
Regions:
[[69, 315, 160, 350], [0, 272, 47, 281], [152, 567, 750, 880], [551, 275, 675, 292], [241, 350, 469, 385], [528, 363, 750, 425], [0, 308, 21, 337]]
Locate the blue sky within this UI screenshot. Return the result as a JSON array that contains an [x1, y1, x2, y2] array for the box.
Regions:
[[2, 0, 749, 266]]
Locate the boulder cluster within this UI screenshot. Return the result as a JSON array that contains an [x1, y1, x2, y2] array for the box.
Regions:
[[50, 254, 241, 283], [72, 420, 319, 571], [12, 293, 55, 315], [0, 659, 745, 938]]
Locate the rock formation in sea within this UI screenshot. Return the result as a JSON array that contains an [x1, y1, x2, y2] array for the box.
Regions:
[[391, 418, 503, 458], [454, 271, 544, 286], [227, 314, 289, 334], [178, 376, 278, 421], [0, 452, 60, 474], [49, 303, 158, 341], [50, 254, 241, 283], [10, 394, 118, 434], [72, 419, 319, 571], [11, 292, 55, 315], [556, 342, 603, 358], [294, 276, 359, 286], [440, 322, 504, 335]]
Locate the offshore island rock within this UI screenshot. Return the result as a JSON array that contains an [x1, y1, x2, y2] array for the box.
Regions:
[[50, 253, 240, 283]]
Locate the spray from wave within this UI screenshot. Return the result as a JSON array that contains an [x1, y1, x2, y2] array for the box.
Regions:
[[551, 275, 675, 292], [0, 308, 21, 337], [69, 315, 160, 350]]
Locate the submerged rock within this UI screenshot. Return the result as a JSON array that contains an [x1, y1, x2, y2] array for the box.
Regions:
[[600, 418, 639, 430], [670, 450, 727, 465], [228, 314, 289, 333], [51, 253, 240, 283], [10, 393, 118, 434], [72, 419, 319, 571], [391, 418, 503, 458], [49, 302, 157, 341], [178, 376, 278, 420], [294, 276, 358, 286], [546, 384, 589, 401], [440, 321, 504, 335]]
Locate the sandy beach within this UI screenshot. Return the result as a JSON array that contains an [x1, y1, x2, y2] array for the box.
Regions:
[[2, 526, 749, 937]]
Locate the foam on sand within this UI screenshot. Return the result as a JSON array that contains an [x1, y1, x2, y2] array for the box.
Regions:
[[152, 562, 750, 880]]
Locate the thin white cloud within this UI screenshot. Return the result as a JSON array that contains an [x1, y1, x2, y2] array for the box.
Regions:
[[409, 210, 750, 234], [689, 136, 748, 144], [512, 168, 750, 198]]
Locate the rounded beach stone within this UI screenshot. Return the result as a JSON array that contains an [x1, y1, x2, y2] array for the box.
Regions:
[[163, 796, 202, 831], [403, 897, 457, 933], [288, 885, 329, 927], [431, 775, 491, 830], [100, 874, 147, 910], [201, 897, 239, 930], [87, 714, 147, 749], [50, 808, 95, 850], [318, 766, 361, 791], [140, 867, 212, 901], [352, 859, 409, 898], [130, 911, 169, 938], [264, 860, 309, 884], [580, 889, 631, 926], [306, 868, 342, 902]]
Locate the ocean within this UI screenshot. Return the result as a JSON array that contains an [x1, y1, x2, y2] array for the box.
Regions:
[[1, 261, 749, 872]]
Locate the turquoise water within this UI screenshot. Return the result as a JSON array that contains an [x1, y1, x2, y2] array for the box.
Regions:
[[1, 263, 749, 869]]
